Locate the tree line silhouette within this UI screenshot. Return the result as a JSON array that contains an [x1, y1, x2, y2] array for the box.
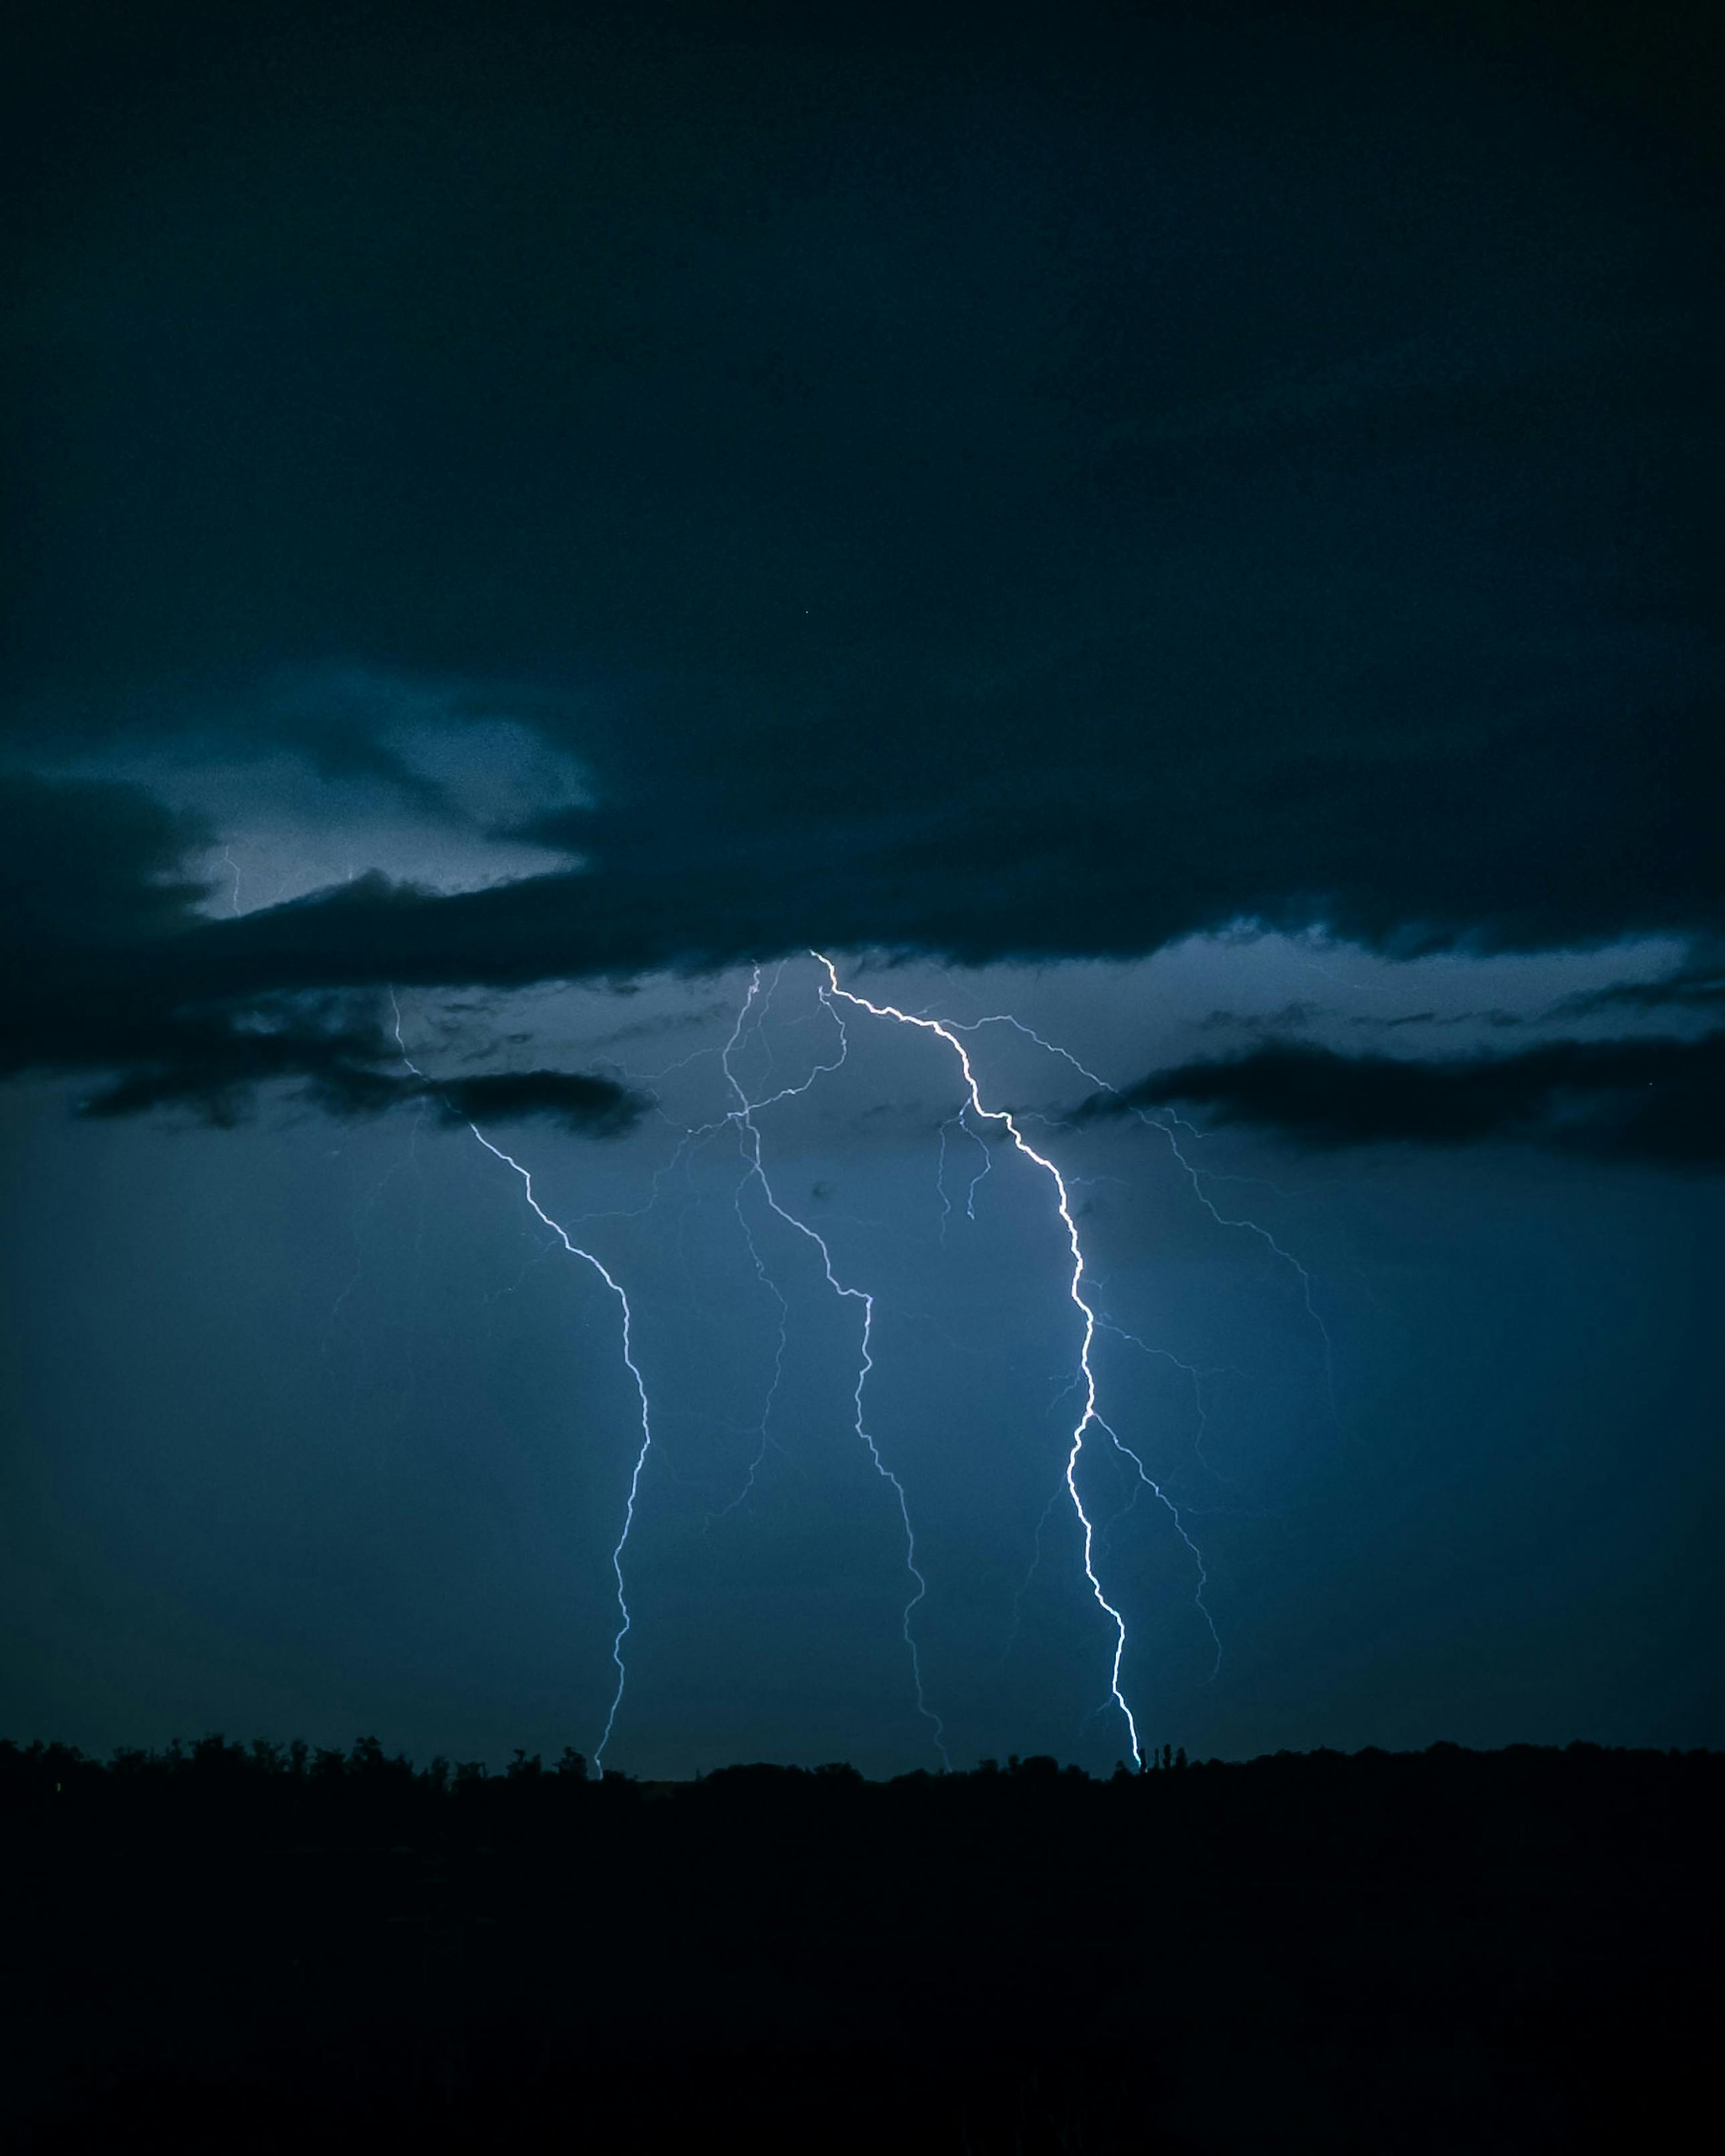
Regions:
[[1, 1732, 1218, 1851], [3, 1736, 1716, 2151]]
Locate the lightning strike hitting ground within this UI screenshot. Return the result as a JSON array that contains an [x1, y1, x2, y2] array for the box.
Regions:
[[814, 954, 1146, 1767], [382, 957, 1269, 1775], [391, 995, 653, 1777], [721, 969, 951, 1769], [464, 1130, 655, 1777]]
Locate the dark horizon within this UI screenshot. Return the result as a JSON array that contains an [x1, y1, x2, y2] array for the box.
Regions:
[[9, 1732, 1719, 2149], [9, 1723, 1716, 1781]]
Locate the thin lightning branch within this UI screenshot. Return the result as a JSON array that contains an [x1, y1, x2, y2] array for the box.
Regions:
[[651, 974, 845, 1516], [934, 1104, 993, 1237], [703, 1135, 791, 1527], [963, 1109, 994, 1219], [707, 977, 798, 1520], [721, 968, 951, 1768], [621, 973, 845, 1513], [465, 1128, 654, 1774], [814, 954, 1145, 1768], [945, 1011, 1337, 1415], [745, 959, 786, 1095], [322, 1145, 416, 1368], [702, 967, 804, 1519], [630, 1040, 725, 1088], [1047, 1362, 1087, 1417], [1092, 1416, 1223, 1679], [573, 1110, 712, 1223], [477, 1230, 563, 1304], [1000, 1477, 1068, 1665], [1095, 1453, 1148, 1558], [476, 967, 836, 1530], [935, 1114, 957, 1241], [1096, 1313, 1242, 1485], [390, 992, 653, 1777]]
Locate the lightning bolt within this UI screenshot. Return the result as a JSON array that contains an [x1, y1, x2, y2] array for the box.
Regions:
[[704, 977, 796, 1526], [935, 1105, 993, 1239], [1009, 1316, 1230, 1686], [814, 954, 1145, 1767], [942, 1009, 1337, 1416], [702, 1184, 790, 1527], [721, 967, 951, 1769], [1097, 1313, 1248, 1493], [1091, 1415, 1222, 1677], [390, 993, 653, 1777], [1000, 1477, 1068, 1667], [380, 955, 1273, 1776]]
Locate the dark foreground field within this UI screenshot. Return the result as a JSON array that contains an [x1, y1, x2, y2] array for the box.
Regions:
[[1, 1739, 1716, 2151]]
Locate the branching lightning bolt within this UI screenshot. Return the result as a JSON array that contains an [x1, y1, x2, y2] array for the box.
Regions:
[[463, 1130, 654, 1776], [943, 1009, 1337, 1416], [814, 954, 1145, 1767], [1000, 1478, 1068, 1667], [720, 968, 951, 1768], [378, 955, 1300, 1777], [703, 1173, 790, 1526], [1091, 1415, 1222, 1677], [704, 981, 797, 1525], [935, 1106, 993, 1239], [391, 993, 653, 1776]]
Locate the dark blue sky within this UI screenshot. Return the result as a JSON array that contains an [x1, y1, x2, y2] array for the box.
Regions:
[[2, 1, 1720, 1772]]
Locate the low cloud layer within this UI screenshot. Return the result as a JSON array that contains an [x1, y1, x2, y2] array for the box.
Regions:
[[1107, 1032, 1725, 1168], [1, 777, 642, 1132], [5, 768, 1722, 1153]]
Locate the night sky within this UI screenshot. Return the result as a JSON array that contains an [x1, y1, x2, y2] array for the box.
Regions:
[[3, 1, 1720, 1779]]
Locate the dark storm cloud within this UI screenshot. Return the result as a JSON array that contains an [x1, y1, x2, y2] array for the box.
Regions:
[[1, 1, 1720, 996], [71, 1003, 645, 1134], [1348, 1010, 1526, 1032], [0, 776, 641, 1129], [1199, 1002, 1533, 1036], [81, 1052, 645, 1134], [1547, 959, 1725, 1020], [1103, 1031, 1725, 1167], [69, 1008, 644, 1136], [419, 1070, 642, 1136], [1199, 1002, 1327, 1034]]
